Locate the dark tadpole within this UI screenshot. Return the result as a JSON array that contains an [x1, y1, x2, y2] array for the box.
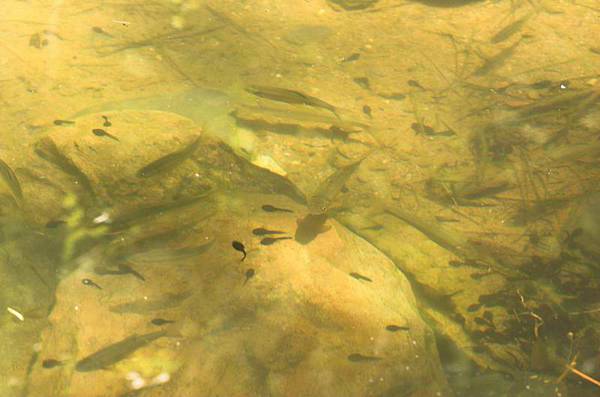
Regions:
[[261, 204, 293, 213], [385, 325, 410, 332], [82, 278, 102, 289], [252, 227, 286, 236], [53, 119, 75, 126], [347, 353, 382, 362], [151, 318, 175, 326], [101, 115, 112, 127], [243, 268, 255, 285], [232, 241, 247, 261], [349, 272, 372, 282], [92, 128, 120, 142], [260, 236, 292, 246], [42, 359, 63, 369]]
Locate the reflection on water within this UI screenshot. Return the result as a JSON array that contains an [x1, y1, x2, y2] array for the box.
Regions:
[[1, 0, 599, 396]]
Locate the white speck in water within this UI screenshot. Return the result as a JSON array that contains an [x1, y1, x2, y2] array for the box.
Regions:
[[93, 211, 111, 224], [152, 372, 170, 384], [74, 305, 80, 312], [412, 340, 417, 346], [131, 377, 146, 390], [33, 343, 42, 352], [7, 307, 24, 321], [405, 366, 410, 371], [126, 371, 141, 381], [415, 354, 419, 359], [143, 296, 148, 301]]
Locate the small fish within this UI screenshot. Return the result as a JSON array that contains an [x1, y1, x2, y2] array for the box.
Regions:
[[101, 115, 112, 127], [124, 240, 214, 265], [262, 204, 293, 213], [385, 325, 410, 332], [75, 330, 170, 372], [42, 359, 63, 369], [260, 236, 292, 246], [490, 13, 532, 44], [349, 272, 372, 282], [246, 85, 340, 118], [474, 37, 523, 76], [82, 278, 102, 289], [467, 303, 482, 312], [308, 159, 363, 213], [252, 227, 286, 236], [95, 263, 145, 281], [92, 128, 120, 142], [45, 219, 66, 228], [411, 123, 454, 137], [150, 318, 175, 326], [110, 291, 191, 314], [243, 268, 255, 285], [117, 263, 145, 281], [136, 136, 200, 178], [232, 241, 247, 261], [347, 353, 382, 362], [53, 119, 75, 126], [0, 158, 23, 203]]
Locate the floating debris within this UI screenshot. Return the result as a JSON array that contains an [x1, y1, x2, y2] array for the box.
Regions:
[[7, 306, 24, 321]]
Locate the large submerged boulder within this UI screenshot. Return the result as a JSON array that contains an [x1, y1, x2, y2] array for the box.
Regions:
[[23, 110, 451, 396]]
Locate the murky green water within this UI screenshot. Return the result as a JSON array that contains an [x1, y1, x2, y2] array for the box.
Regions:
[[1, 1, 599, 396]]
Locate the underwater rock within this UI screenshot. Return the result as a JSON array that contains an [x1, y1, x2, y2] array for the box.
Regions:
[[24, 112, 450, 396], [28, 192, 451, 397]]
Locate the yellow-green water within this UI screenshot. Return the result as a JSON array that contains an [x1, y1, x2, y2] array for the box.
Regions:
[[1, 1, 600, 396]]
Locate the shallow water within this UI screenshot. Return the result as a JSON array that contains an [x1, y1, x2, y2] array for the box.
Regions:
[[1, 1, 600, 396]]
